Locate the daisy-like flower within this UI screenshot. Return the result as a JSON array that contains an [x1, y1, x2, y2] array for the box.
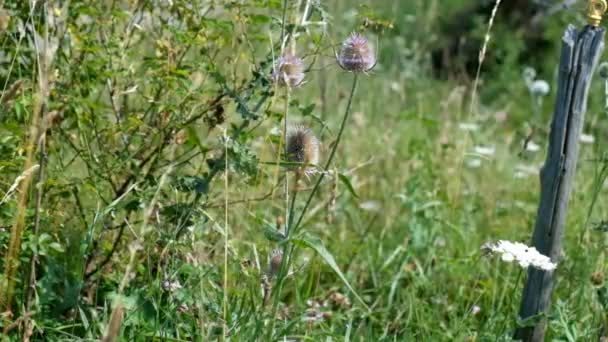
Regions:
[[481, 240, 557, 271], [337, 33, 376, 72], [272, 54, 305, 88], [286, 125, 320, 170]]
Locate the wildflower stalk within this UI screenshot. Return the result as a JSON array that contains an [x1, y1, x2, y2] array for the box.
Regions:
[[266, 73, 358, 339], [501, 269, 523, 336], [223, 129, 229, 341], [284, 89, 291, 233], [279, 0, 289, 51], [291, 73, 358, 234]]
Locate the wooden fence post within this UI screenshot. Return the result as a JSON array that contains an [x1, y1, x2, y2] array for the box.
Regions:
[[514, 5, 606, 341]]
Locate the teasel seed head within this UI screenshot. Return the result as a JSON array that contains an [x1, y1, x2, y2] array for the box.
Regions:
[[285, 125, 320, 168], [272, 54, 305, 88], [337, 33, 376, 73], [286, 124, 320, 170], [268, 249, 284, 277]]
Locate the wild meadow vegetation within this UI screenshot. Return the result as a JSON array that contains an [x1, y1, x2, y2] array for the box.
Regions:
[[2, 0, 608, 340]]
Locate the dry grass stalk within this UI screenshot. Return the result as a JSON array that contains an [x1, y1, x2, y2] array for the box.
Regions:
[[102, 303, 124, 342]]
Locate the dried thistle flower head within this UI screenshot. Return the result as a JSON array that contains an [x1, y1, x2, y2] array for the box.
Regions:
[[337, 33, 376, 72], [268, 249, 283, 276], [272, 54, 305, 88], [286, 125, 320, 169]]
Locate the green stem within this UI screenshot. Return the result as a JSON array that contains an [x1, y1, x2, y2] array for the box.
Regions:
[[279, 0, 289, 51], [284, 90, 290, 233], [503, 268, 523, 336], [290, 73, 358, 235], [265, 73, 359, 340]]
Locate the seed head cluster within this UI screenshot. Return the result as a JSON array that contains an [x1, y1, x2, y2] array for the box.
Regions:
[[337, 33, 376, 73], [286, 124, 320, 169]]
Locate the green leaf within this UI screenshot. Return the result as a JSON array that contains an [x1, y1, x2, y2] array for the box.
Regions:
[[293, 234, 369, 311], [173, 175, 209, 194], [263, 223, 286, 242], [338, 173, 359, 198]]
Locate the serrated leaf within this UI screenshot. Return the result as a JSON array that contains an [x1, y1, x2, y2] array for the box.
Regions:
[[338, 173, 359, 198], [292, 234, 368, 311], [263, 223, 286, 242]]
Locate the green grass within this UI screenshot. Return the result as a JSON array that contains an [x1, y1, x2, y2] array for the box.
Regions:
[[1, 0, 608, 341]]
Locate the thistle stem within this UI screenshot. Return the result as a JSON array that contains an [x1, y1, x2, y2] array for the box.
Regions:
[[284, 89, 290, 233], [266, 73, 359, 340], [290, 72, 358, 234]]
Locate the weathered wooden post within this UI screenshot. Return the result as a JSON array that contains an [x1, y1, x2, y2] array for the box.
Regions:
[[515, 1, 606, 341]]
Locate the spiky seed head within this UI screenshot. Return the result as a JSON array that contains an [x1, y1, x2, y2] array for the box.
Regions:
[[268, 249, 283, 276], [337, 33, 376, 72], [272, 54, 305, 88], [286, 125, 320, 169]]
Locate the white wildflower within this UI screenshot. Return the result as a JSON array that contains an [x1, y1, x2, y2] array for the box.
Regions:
[[473, 145, 495, 157], [514, 164, 539, 179], [526, 141, 541, 152], [390, 81, 401, 92], [466, 158, 482, 169], [471, 305, 481, 316], [458, 122, 480, 132], [481, 240, 557, 271], [359, 200, 381, 212], [530, 80, 550, 97], [161, 279, 182, 292], [580, 133, 595, 144]]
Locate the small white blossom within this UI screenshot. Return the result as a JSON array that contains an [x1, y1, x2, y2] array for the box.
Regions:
[[481, 240, 557, 271], [471, 305, 481, 316], [466, 158, 482, 169], [580, 133, 595, 144], [458, 122, 480, 132], [162, 279, 183, 292], [530, 80, 550, 97], [390, 81, 402, 92], [526, 141, 541, 152], [473, 145, 495, 157], [514, 164, 539, 179], [359, 200, 381, 212]]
